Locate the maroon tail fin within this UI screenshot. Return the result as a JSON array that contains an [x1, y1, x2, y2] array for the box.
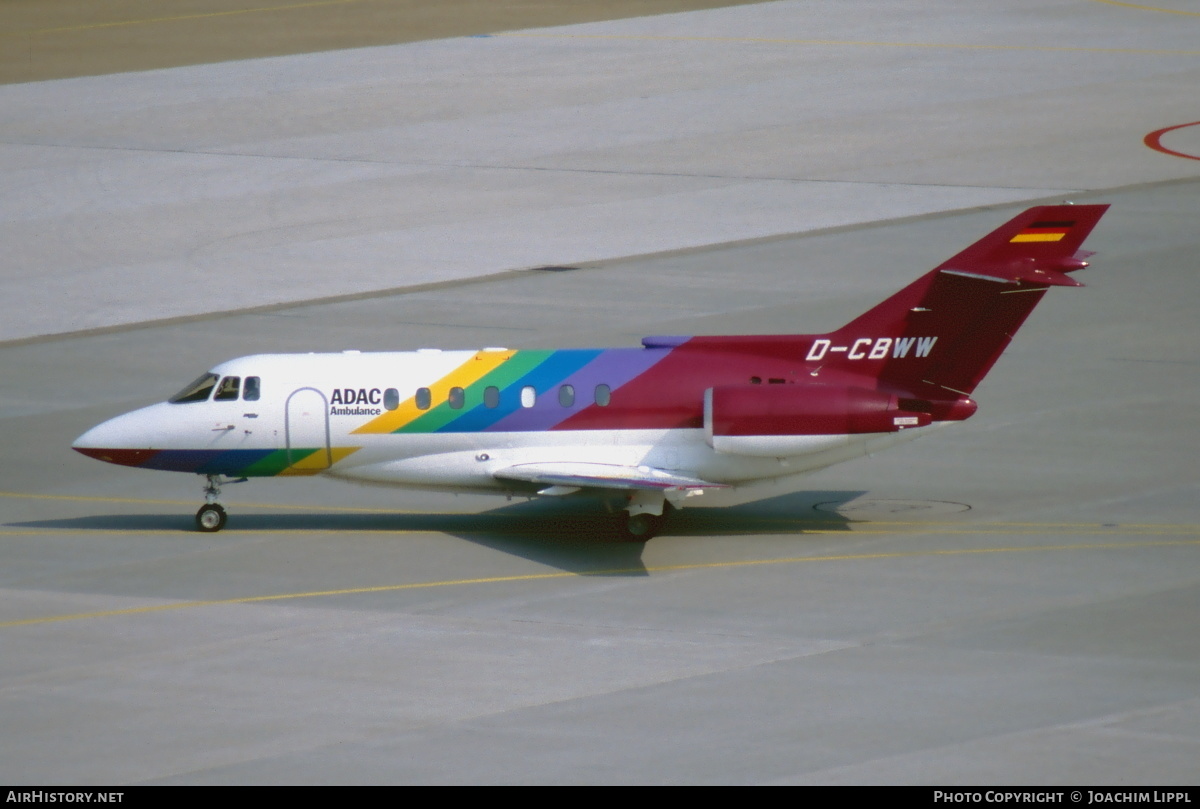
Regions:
[[818, 204, 1109, 397]]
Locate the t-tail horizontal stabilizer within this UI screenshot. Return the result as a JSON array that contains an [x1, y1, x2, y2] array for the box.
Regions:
[[824, 204, 1109, 398]]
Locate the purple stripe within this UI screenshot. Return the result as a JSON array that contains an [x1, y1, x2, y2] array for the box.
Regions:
[[485, 347, 669, 432]]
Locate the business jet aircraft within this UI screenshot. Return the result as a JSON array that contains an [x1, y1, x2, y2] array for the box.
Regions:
[[74, 204, 1107, 539]]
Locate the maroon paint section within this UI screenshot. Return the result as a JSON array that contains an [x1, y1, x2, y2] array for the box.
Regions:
[[835, 205, 1107, 336], [710, 385, 931, 436], [555, 205, 1107, 431], [73, 447, 161, 467], [557, 347, 765, 431], [854, 269, 1051, 397], [922, 396, 977, 422], [934, 204, 1107, 278], [825, 204, 1109, 396]]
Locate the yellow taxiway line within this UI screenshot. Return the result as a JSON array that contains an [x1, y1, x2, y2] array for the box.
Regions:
[[6, 491, 1200, 531], [0, 489, 412, 514], [1086, 0, 1200, 16], [3, 536, 1198, 629], [5, 489, 1198, 629]]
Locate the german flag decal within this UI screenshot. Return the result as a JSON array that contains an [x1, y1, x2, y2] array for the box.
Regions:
[[1010, 220, 1074, 243]]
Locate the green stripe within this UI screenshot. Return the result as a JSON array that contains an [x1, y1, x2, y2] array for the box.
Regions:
[[397, 350, 553, 433], [240, 448, 315, 476]]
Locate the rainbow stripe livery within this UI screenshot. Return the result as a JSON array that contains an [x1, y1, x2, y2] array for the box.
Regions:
[[74, 205, 1109, 538]]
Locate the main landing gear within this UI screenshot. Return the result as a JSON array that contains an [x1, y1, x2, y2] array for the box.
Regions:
[[624, 510, 665, 540], [620, 491, 675, 542], [194, 474, 243, 532]]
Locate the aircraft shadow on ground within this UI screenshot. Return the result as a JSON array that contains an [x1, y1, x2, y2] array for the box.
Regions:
[[8, 490, 865, 576]]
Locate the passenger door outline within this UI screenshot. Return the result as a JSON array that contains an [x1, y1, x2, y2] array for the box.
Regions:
[[285, 387, 332, 469]]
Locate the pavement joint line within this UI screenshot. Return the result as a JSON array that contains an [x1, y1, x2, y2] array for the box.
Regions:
[[10, 2, 1197, 41], [2, 0, 370, 38], [4, 175, 1198, 348], [495, 31, 1200, 57], [0, 138, 1082, 194], [3, 537, 1198, 629]]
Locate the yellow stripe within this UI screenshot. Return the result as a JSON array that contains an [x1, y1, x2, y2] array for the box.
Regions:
[[0, 489, 419, 514], [3, 536, 1197, 629], [1010, 233, 1067, 243], [277, 446, 361, 476], [352, 350, 515, 434], [7, 491, 1200, 533], [1085, 0, 1200, 16]]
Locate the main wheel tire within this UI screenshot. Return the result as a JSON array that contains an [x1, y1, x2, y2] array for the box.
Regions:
[[195, 503, 227, 533], [624, 512, 663, 542]]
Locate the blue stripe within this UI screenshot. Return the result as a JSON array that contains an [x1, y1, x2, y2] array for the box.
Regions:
[[140, 449, 278, 474], [438, 350, 602, 433]]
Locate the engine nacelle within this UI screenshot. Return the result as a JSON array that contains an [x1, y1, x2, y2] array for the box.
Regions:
[[704, 384, 933, 457]]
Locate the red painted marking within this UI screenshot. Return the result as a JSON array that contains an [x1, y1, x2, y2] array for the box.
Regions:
[[1144, 121, 1200, 161], [72, 447, 160, 467]]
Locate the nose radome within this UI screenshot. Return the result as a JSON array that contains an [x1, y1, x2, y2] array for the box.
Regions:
[[72, 408, 164, 468], [73, 411, 138, 450], [72, 421, 112, 451]]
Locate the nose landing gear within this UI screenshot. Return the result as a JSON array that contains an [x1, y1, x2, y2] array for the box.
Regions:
[[194, 474, 244, 532], [196, 502, 227, 532]]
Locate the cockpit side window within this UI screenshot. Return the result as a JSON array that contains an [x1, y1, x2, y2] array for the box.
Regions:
[[214, 376, 240, 401], [169, 372, 219, 404], [243, 376, 261, 401]]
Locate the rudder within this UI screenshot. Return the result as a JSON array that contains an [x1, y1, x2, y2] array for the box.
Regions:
[[825, 204, 1109, 397]]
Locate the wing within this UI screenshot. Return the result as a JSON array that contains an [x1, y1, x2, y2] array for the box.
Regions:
[[493, 462, 728, 496]]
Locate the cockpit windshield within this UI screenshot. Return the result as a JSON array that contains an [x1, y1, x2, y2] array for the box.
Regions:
[[169, 372, 219, 404], [214, 376, 240, 401]]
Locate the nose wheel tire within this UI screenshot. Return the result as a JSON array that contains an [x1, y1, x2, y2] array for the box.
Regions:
[[195, 503, 227, 533]]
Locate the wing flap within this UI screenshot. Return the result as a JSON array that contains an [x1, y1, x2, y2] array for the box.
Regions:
[[494, 462, 727, 492]]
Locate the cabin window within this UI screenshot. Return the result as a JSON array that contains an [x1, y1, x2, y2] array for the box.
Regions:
[[384, 388, 400, 410], [594, 384, 611, 406], [169, 372, 219, 404], [415, 387, 432, 410], [214, 376, 240, 401], [750, 376, 762, 385], [448, 386, 465, 409], [484, 386, 500, 408], [520, 386, 536, 408], [558, 384, 575, 407], [243, 377, 261, 401]]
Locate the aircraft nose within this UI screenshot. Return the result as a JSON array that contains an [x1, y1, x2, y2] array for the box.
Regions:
[[72, 411, 162, 468]]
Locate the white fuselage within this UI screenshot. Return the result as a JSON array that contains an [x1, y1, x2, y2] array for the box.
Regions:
[[74, 349, 932, 503]]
